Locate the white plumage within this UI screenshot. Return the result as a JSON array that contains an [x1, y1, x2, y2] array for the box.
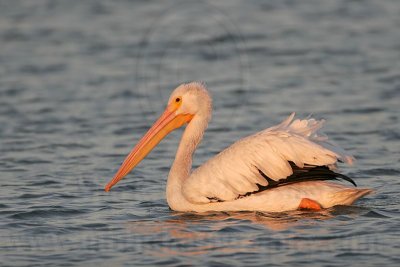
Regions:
[[105, 82, 372, 212], [183, 112, 353, 204]]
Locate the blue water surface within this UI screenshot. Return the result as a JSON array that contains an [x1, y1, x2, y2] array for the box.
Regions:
[[1, 0, 399, 266]]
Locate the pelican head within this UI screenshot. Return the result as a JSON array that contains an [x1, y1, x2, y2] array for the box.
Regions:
[[105, 82, 212, 191], [167, 82, 212, 120]]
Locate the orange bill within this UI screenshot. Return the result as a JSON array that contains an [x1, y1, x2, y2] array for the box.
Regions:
[[104, 103, 193, 192]]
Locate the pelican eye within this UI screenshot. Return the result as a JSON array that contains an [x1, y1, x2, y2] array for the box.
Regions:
[[175, 97, 181, 103]]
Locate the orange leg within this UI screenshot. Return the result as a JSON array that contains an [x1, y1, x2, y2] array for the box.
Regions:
[[298, 198, 322, 211]]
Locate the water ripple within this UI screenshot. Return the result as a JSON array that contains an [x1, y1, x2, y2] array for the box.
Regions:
[[1, 0, 399, 266], [10, 208, 88, 220]]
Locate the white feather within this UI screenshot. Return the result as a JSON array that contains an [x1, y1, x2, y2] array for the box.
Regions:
[[182, 112, 355, 204]]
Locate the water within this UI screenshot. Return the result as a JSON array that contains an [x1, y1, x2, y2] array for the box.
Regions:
[[1, 0, 400, 266]]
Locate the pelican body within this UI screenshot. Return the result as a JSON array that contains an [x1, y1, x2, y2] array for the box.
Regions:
[[105, 82, 371, 212]]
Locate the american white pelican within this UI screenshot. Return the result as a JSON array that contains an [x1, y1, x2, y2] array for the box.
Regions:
[[105, 82, 372, 212]]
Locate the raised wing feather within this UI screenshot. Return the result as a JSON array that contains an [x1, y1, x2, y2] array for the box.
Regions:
[[182, 113, 355, 204]]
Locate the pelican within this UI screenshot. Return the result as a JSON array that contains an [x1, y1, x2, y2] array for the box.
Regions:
[[105, 82, 372, 212]]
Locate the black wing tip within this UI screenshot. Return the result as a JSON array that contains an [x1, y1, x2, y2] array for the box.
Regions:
[[334, 172, 357, 187], [240, 163, 358, 199], [257, 162, 357, 189]]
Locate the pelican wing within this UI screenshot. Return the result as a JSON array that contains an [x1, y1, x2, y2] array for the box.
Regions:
[[182, 113, 355, 204]]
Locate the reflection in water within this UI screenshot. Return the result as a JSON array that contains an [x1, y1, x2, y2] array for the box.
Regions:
[[124, 206, 373, 257]]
